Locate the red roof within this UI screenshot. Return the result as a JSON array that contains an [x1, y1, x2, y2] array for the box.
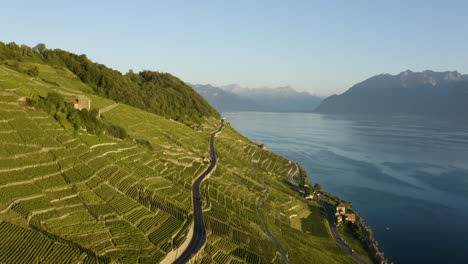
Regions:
[[345, 214, 356, 220], [69, 99, 79, 104]]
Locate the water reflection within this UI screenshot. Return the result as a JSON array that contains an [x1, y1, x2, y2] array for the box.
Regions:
[[223, 111, 468, 264]]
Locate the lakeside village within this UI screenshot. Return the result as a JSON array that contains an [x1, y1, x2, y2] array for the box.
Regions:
[[287, 158, 390, 264]]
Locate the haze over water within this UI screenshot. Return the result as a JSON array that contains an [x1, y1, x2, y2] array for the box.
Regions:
[[223, 112, 468, 264]]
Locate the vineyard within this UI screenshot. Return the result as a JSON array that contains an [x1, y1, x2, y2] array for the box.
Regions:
[[183, 124, 361, 264], [0, 63, 210, 263], [0, 59, 371, 263]]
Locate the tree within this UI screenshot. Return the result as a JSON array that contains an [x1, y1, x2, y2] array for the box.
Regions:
[[25, 66, 39, 77], [304, 185, 314, 196], [68, 111, 82, 129], [314, 183, 323, 192], [33, 43, 47, 53], [45, 92, 65, 111]]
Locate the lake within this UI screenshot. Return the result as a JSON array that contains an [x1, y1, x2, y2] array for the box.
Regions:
[[223, 112, 468, 264]]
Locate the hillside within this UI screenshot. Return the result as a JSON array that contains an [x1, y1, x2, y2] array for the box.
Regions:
[[315, 70, 468, 118], [192, 83, 323, 112], [0, 42, 219, 126], [0, 43, 375, 264]]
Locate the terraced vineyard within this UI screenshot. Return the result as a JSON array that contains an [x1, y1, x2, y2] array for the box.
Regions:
[[0, 50, 372, 264], [0, 63, 211, 263], [188, 124, 362, 264]]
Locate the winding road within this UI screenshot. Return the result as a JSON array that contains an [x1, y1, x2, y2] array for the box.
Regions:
[[287, 163, 299, 188], [286, 162, 367, 264], [256, 186, 291, 264], [252, 153, 291, 264], [318, 201, 368, 264], [173, 120, 224, 264]]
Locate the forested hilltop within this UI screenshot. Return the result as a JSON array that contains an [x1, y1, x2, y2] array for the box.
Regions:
[[0, 42, 219, 126]]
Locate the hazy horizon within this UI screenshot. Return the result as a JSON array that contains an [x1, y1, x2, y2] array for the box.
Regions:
[[2, 0, 468, 96]]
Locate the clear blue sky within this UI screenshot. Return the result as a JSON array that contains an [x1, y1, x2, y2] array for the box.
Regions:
[[1, 0, 467, 95]]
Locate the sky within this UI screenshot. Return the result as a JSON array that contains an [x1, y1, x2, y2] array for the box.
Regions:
[[1, 0, 467, 96]]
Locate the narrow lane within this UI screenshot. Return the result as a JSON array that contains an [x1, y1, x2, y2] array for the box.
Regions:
[[252, 152, 291, 264], [256, 186, 291, 264], [286, 162, 367, 264], [98, 102, 119, 116], [174, 120, 224, 264], [287, 163, 299, 188], [319, 201, 368, 264]]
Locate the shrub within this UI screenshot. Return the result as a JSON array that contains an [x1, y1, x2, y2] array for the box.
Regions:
[[28, 92, 127, 140], [25, 66, 39, 77]]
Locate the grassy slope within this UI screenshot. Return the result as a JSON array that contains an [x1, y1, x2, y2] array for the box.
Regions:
[[0, 62, 364, 264], [341, 224, 374, 264]]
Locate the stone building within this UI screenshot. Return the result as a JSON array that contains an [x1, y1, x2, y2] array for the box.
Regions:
[[69, 95, 90, 110], [345, 213, 356, 223], [335, 202, 346, 216]]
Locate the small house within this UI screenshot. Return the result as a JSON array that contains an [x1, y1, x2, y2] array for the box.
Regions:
[[69, 98, 79, 106], [345, 213, 356, 223], [69, 95, 90, 110], [254, 142, 268, 150], [336, 203, 346, 216], [336, 215, 343, 224]]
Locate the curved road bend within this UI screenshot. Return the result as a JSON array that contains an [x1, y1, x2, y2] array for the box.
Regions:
[[256, 186, 291, 264], [174, 120, 224, 264], [253, 158, 291, 264], [286, 163, 367, 264], [319, 201, 368, 264], [287, 163, 299, 188]]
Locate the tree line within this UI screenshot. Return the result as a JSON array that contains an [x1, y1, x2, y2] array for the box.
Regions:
[[0, 41, 220, 127]]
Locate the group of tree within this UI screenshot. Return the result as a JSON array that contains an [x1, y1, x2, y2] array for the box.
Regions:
[[298, 165, 322, 196], [27, 92, 127, 139], [0, 41, 220, 127], [3, 60, 39, 78]]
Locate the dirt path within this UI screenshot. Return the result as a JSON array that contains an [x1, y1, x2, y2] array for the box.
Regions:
[[98, 102, 120, 116]]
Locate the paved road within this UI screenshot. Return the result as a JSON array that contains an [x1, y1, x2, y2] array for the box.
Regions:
[[287, 163, 299, 188], [256, 186, 291, 264], [286, 162, 367, 264], [174, 120, 224, 264], [318, 201, 368, 264], [253, 157, 291, 264]]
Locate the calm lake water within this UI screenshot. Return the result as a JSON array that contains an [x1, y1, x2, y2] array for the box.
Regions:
[[223, 112, 468, 264]]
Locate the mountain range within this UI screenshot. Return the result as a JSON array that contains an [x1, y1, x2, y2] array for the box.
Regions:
[[191, 83, 323, 112], [315, 70, 468, 118]]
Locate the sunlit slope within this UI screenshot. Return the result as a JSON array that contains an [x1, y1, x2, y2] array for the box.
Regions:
[[0, 67, 210, 263], [0, 61, 363, 264], [0, 42, 220, 126], [191, 124, 358, 264]]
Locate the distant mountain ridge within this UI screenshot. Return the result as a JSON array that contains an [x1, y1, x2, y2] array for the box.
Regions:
[[191, 83, 323, 112], [315, 70, 468, 118], [190, 84, 258, 112]]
